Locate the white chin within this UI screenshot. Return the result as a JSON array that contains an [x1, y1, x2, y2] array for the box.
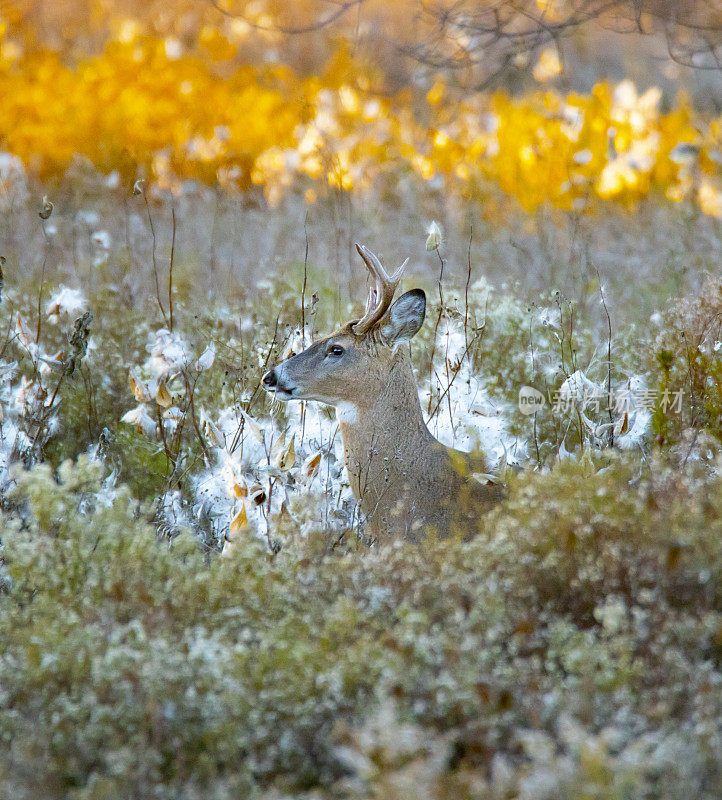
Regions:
[[266, 388, 293, 401], [335, 401, 359, 424]]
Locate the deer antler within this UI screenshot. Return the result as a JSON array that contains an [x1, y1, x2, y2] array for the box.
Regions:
[[352, 243, 408, 335]]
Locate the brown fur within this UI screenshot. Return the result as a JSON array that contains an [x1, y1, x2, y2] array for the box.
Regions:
[[265, 322, 504, 541], [336, 347, 504, 540]]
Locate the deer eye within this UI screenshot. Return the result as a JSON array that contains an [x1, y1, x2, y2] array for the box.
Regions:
[[326, 344, 345, 357]]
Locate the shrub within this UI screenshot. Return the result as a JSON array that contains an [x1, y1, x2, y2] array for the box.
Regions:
[[652, 273, 722, 447], [1, 456, 720, 798]]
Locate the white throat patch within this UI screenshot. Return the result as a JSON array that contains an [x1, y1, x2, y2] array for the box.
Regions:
[[335, 402, 359, 424]]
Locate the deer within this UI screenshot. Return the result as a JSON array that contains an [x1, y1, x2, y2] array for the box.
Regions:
[[262, 243, 505, 541]]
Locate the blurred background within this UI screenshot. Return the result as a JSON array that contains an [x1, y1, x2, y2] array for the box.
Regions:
[[1, 1, 720, 314]]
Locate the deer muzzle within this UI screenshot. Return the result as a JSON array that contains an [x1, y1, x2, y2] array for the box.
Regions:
[[262, 366, 296, 399]]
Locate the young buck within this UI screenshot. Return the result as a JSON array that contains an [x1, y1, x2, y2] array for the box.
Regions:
[[262, 243, 504, 540]]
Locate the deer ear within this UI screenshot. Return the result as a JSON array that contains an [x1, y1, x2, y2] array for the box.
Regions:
[[381, 289, 426, 344]]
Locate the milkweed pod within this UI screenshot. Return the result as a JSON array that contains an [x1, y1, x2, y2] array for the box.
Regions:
[[129, 370, 151, 402], [272, 434, 295, 470], [230, 476, 248, 498], [302, 451, 322, 480], [156, 380, 173, 408], [425, 220, 442, 251], [195, 342, 216, 371], [200, 406, 225, 448], [120, 404, 156, 436], [240, 408, 265, 445], [249, 482, 267, 506], [229, 504, 249, 536], [16, 313, 34, 348], [39, 195, 54, 220]]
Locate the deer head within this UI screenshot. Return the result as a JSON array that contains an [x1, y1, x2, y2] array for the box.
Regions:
[[262, 243, 426, 418]]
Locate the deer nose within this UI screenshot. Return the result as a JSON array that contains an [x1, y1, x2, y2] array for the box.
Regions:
[[262, 369, 277, 388]]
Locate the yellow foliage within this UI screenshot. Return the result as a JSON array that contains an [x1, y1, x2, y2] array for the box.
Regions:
[[0, 18, 719, 217]]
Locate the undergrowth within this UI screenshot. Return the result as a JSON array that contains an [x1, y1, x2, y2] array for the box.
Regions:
[[0, 454, 720, 799]]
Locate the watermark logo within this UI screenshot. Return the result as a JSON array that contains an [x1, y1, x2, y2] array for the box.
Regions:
[[518, 385, 546, 415], [517, 383, 687, 416]]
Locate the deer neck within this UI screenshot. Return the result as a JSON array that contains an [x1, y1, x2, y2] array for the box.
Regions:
[[336, 351, 434, 511]]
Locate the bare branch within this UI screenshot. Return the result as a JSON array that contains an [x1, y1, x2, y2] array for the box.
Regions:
[[408, 1, 720, 85], [209, 0, 366, 35]]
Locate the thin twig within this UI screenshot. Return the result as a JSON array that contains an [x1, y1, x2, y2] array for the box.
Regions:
[[156, 402, 174, 469], [183, 367, 211, 462], [428, 324, 486, 419], [681, 425, 700, 468], [299, 215, 310, 443], [142, 190, 168, 326], [301, 212, 309, 345], [210, 0, 363, 35], [29, 370, 66, 454], [36, 256, 47, 345], [464, 226, 472, 355], [529, 312, 542, 467], [427, 246, 446, 410], [169, 207, 176, 333], [594, 266, 614, 447], [229, 314, 281, 454], [0, 302, 15, 361]]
